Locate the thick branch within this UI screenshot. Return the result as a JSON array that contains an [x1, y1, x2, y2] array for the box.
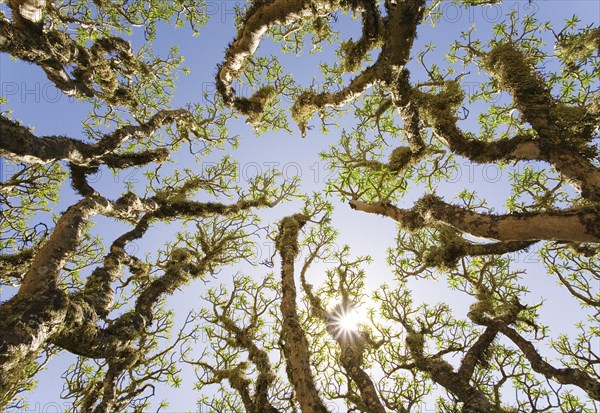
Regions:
[[545, 149, 600, 201], [134, 258, 202, 326], [457, 326, 499, 380], [276, 214, 331, 413], [403, 328, 501, 413], [8, 0, 45, 32], [423, 228, 536, 268], [17, 197, 110, 296], [380, 0, 425, 68], [217, 0, 327, 113], [338, 0, 383, 72], [0, 110, 192, 166], [417, 81, 600, 201], [350, 197, 600, 243], [152, 197, 271, 219], [0, 23, 143, 103], [0, 289, 68, 407], [339, 347, 387, 413], [292, 65, 381, 135], [484, 44, 555, 138]]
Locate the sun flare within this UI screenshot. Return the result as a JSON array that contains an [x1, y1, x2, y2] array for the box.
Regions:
[[331, 305, 367, 340], [337, 310, 360, 332]]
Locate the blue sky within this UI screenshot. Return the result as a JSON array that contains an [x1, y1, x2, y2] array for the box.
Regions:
[[1, 0, 599, 411]]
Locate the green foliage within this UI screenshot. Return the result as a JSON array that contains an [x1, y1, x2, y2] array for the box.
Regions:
[[1, 0, 599, 411]]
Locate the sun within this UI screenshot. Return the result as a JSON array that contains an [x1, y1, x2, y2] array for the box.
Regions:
[[331, 304, 365, 340], [337, 309, 360, 332]]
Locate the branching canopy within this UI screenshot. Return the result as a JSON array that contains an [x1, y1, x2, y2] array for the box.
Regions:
[[1, 0, 599, 411]]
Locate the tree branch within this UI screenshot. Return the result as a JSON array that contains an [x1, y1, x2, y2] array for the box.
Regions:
[[0, 22, 144, 104], [0, 110, 195, 166], [276, 214, 331, 413], [349, 196, 600, 243], [499, 324, 600, 400]]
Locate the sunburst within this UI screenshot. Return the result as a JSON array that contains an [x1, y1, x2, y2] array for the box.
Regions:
[[330, 304, 365, 341]]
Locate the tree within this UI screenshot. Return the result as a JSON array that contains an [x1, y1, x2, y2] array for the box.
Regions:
[[0, 1, 297, 409], [1, 0, 599, 411]]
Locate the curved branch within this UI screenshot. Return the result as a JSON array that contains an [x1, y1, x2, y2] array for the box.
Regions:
[[216, 0, 329, 113], [0, 21, 147, 104], [338, 0, 383, 72], [276, 214, 331, 413], [17, 196, 110, 296], [293, 0, 427, 134], [0, 110, 196, 166], [292, 64, 381, 135], [77, 215, 152, 317], [401, 326, 501, 412], [457, 326, 499, 380], [499, 325, 600, 400], [218, 0, 427, 133], [416, 76, 600, 201]]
